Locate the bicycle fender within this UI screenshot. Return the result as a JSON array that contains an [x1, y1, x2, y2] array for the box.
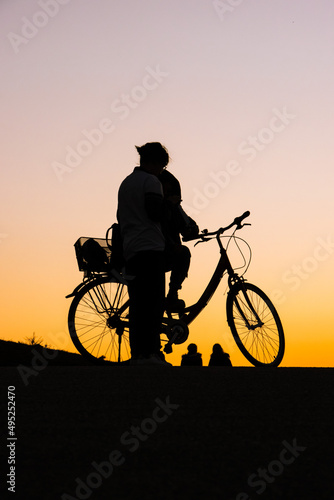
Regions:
[[65, 269, 131, 298], [65, 281, 88, 298]]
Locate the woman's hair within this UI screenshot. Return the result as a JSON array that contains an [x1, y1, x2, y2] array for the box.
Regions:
[[136, 142, 169, 167]]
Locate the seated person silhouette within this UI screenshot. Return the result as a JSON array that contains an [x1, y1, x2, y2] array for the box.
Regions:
[[159, 169, 199, 312], [208, 344, 232, 366], [181, 343, 203, 366]]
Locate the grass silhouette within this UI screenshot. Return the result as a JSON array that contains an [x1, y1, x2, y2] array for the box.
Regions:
[[0, 338, 92, 366]]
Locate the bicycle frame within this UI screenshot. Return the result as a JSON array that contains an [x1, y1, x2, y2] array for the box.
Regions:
[[176, 234, 235, 326], [162, 223, 267, 353]]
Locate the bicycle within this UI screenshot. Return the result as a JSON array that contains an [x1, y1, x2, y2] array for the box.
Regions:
[[66, 211, 285, 367]]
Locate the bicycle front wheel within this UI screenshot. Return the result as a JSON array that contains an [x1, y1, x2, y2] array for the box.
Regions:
[[68, 276, 130, 364], [226, 282, 285, 367]]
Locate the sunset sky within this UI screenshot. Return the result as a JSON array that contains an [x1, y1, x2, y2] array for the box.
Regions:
[[1, 0, 333, 366]]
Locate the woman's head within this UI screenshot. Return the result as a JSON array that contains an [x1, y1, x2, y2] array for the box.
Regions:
[[212, 343, 224, 354], [136, 142, 169, 174]]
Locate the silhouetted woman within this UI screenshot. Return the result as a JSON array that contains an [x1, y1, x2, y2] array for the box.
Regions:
[[181, 343, 202, 366], [208, 344, 232, 367]]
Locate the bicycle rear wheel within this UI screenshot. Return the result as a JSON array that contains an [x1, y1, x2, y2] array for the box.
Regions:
[[226, 282, 285, 367], [68, 276, 130, 363]]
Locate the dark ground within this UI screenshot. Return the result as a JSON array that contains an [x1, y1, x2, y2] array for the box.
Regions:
[[1, 344, 334, 499]]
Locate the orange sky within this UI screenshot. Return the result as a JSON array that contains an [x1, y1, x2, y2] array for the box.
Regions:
[[1, 0, 334, 367]]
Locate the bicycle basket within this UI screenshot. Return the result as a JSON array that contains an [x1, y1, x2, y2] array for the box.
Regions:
[[74, 237, 111, 273]]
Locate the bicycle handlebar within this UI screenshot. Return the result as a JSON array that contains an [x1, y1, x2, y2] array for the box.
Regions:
[[233, 210, 250, 229], [182, 211, 251, 242]]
